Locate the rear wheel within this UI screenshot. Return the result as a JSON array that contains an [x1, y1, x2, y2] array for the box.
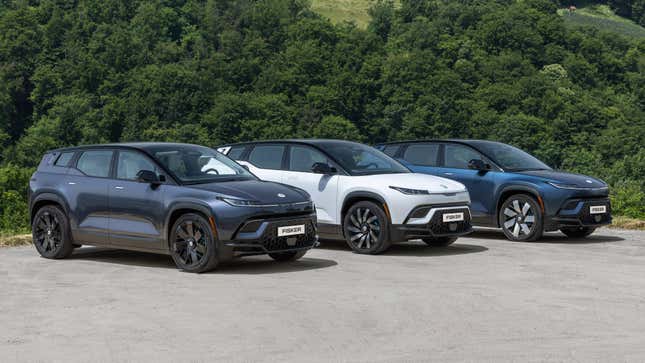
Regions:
[[269, 249, 307, 262], [32, 205, 74, 259], [422, 236, 457, 247], [343, 201, 391, 254], [499, 194, 543, 242], [560, 227, 596, 238], [170, 214, 218, 273]]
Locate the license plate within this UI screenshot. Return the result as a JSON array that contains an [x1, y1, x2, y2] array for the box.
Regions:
[[443, 212, 464, 223], [590, 205, 606, 214], [277, 225, 305, 237]]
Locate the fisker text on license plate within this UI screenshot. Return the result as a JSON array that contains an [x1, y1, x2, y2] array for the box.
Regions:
[[590, 205, 606, 214], [277, 225, 305, 237], [443, 212, 464, 223]]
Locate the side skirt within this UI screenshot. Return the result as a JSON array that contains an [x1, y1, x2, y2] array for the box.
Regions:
[[318, 223, 344, 240]]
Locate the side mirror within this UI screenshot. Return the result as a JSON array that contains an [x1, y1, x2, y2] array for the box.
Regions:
[[311, 162, 336, 175], [468, 159, 489, 171], [136, 170, 161, 184]]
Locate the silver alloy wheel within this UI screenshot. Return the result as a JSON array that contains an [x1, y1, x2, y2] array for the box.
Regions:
[[346, 207, 381, 250], [502, 199, 536, 238], [173, 220, 208, 267]]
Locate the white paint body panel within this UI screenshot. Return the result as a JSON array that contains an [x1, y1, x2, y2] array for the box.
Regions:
[[237, 160, 470, 225]]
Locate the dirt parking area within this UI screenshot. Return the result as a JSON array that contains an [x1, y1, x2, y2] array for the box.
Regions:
[[1, 228, 645, 362]]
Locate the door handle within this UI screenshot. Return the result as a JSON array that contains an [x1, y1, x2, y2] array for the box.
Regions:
[[444, 172, 454, 176], [67, 182, 76, 185], [114, 186, 124, 190]]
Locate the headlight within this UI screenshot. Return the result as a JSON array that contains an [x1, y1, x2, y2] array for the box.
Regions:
[[389, 186, 429, 195], [547, 182, 608, 190], [218, 197, 265, 207]]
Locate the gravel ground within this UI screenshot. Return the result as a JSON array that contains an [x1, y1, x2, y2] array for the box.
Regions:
[[1, 228, 644, 362]]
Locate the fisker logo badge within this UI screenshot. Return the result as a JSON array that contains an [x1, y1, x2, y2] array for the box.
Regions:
[[277, 193, 286, 198], [586, 180, 593, 184]]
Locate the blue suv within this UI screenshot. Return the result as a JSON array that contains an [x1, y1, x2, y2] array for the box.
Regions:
[[29, 143, 317, 272], [376, 140, 611, 241]]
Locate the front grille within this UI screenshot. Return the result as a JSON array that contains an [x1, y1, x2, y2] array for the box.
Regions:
[[578, 199, 611, 225], [428, 208, 472, 235], [259, 218, 317, 251]]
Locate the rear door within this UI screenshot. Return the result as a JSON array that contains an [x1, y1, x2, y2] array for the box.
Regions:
[[240, 144, 287, 183], [283, 144, 339, 225], [66, 149, 114, 245], [108, 149, 167, 250], [397, 142, 442, 176]]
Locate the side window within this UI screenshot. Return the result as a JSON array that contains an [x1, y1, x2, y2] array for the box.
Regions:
[[54, 152, 74, 167], [289, 145, 329, 172], [76, 150, 113, 178], [444, 144, 484, 169], [247, 145, 285, 170], [381, 145, 400, 157], [117, 151, 158, 180], [227, 146, 246, 160], [403, 144, 440, 166]]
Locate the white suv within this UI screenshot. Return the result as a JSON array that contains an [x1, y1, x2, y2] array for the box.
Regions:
[[218, 140, 472, 254]]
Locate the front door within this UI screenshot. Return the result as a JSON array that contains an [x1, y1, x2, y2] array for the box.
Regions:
[[436, 143, 497, 224], [282, 145, 339, 225], [108, 150, 166, 250]]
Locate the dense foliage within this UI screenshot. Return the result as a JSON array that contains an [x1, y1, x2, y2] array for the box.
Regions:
[[0, 0, 643, 234]]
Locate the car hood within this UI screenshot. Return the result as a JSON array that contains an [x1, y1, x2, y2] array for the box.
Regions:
[[187, 179, 310, 204], [367, 173, 467, 193], [516, 170, 607, 188]]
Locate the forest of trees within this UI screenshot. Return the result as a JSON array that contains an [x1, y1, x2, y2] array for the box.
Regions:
[[0, 0, 643, 234]]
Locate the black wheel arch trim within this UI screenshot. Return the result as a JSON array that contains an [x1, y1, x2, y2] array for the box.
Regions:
[[164, 202, 217, 246], [495, 185, 544, 227], [341, 191, 389, 224], [30, 192, 70, 224]]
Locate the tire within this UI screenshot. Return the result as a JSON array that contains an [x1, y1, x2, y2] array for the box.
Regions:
[[560, 227, 596, 238], [499, 194, 543, 242], [343, 201, 391, 254], [32, 205, 74, 259], [422, 236, 458, 247], [269, 249, 307, 262], [169, 213, 219, 273]]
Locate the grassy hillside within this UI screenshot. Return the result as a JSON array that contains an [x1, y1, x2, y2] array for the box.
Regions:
[[310, 0, 376, 27], [558, 4, 645, 38]]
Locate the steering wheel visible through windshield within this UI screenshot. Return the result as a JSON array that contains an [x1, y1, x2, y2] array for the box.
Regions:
[[321, 142, 410, 175], [145, 144, 256, 184]]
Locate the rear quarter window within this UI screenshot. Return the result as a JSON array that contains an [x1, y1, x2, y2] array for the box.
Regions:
[[54, 152, 74, 167]]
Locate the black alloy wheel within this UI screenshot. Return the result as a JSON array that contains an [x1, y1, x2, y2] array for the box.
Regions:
[[343, 201, 391, 254], [32, 205, 74, 259], [170, 214, 218, 273]]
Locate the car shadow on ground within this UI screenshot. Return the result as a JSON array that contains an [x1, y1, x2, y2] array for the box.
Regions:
[[317, 239, 488, 257], [465, 229, 625, 244], [69, 247, 338, 274]]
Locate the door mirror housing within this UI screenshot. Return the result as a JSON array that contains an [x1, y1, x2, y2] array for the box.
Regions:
[[311, 162, 336, 175], [468, 159, 490, 171], [136, 170, 161, 184]]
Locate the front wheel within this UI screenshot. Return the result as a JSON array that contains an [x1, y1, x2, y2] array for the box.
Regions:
[[499, 194, 543, 242], [269, 249, 307, 262], [422, 236, 457, 247], [560, 227, 596, 238], [170, 214, 218, 273], [343, 201, 391, 254], [32, 205, 74, 259]]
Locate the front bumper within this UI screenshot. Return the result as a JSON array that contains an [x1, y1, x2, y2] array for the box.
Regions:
[[223, 213, 318, 257], [389, 205, 473, 241], [548, 197, 612, 230]]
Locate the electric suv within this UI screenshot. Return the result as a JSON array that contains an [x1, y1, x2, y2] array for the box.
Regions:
[[29, 143, 317, 273], [376, 140, 612, 241], [217, 139, 473, 254]]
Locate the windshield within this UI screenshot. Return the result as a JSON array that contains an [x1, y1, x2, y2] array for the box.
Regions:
[[145, 144, 256, 184], [321, 142, 410, 175], [470, 141, 551, 171]]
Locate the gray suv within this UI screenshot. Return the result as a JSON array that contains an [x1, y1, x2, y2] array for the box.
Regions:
[[29, 143, 317, 273]]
